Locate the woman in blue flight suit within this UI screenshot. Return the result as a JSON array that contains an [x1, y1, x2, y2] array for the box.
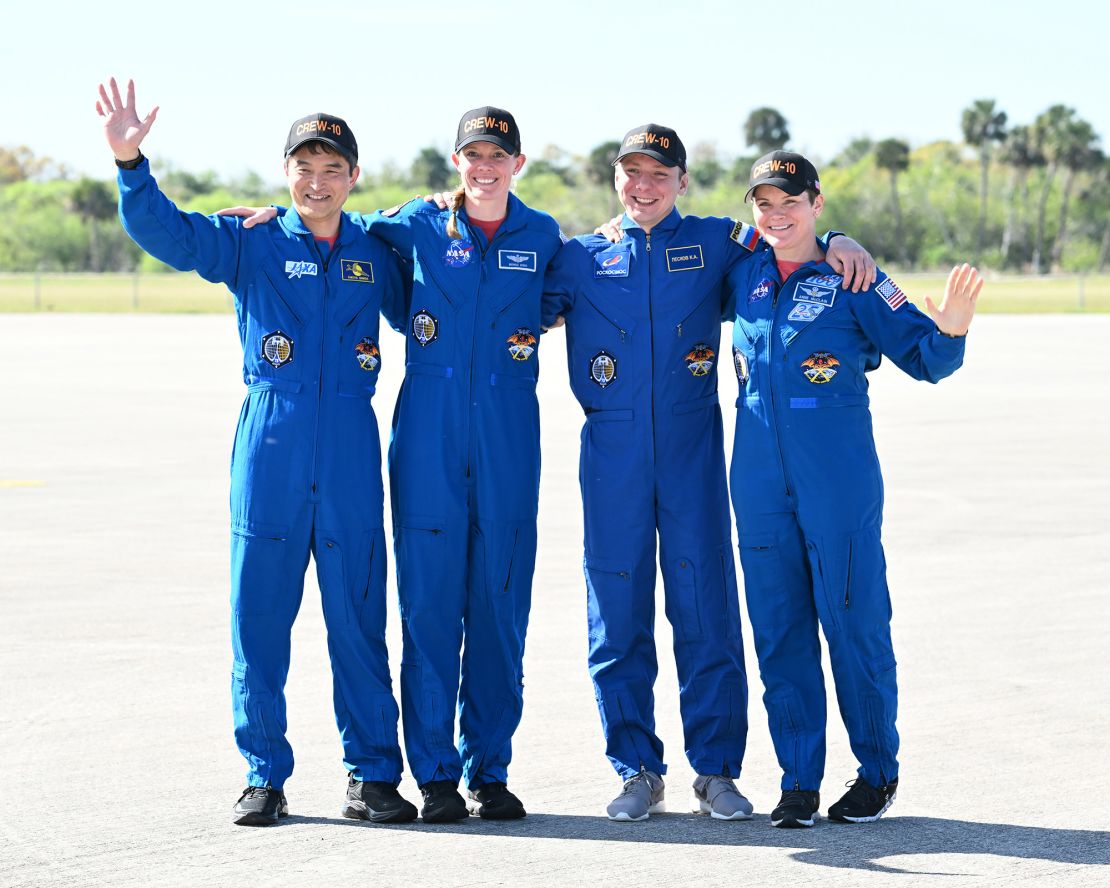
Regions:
[[349, 108, 563, 822], [728, 150, 982, 828]]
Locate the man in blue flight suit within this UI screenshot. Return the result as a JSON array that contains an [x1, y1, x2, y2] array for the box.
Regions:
[[729, 150, 982, 827], [542, 125, 873, 822], [96, 78, 416, 826]]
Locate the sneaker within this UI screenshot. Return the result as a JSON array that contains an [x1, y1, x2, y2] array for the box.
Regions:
[[606, 769, 665, 822], [232, 786, 288, 826], [770, 789, 820, 828], [690, 774, 754, 821], [419, 780, 469, 823], [467, 782, 526, 819], [828, 776, 898, 823], [341, 775, 418, 823]]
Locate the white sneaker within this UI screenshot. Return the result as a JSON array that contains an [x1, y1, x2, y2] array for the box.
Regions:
[[606, 769, 665, 821], [690, 774, 753, 820]]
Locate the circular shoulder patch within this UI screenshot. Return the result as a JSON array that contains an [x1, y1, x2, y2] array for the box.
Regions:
[[261, 331, 294, 368], [412, 310, 439, 347], [590, 351, 617, 388]]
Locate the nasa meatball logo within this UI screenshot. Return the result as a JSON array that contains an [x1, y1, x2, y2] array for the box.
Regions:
[[590, 351, 617, 388], [506, 328, 537, 361], [733, 346, 749, 383], [355, 337, 380, 371], [443, 240, 474, 268], [749, 278, 774, 303], [261, 331, 294, 368], [684, 344, 715, 377], [411, 310, 439, 347], [801, 351, 839, 384]]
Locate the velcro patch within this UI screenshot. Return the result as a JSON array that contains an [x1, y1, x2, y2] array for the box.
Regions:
[[498, 250, 537, 272], [595, 248, 630, 278], [876, 276, 907, 311], [729, 221, 760, 251], [341, 259, 374, 283], [666, 244, 704, 272], [792, 281, 836, 307]]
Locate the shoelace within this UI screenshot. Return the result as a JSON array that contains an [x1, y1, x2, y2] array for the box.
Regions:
[[841, 779, 882, 802], [241, 786, 272, 800], [619, 773, 649, 796]]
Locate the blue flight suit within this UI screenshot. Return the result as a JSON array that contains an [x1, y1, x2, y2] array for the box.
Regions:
[[116, 160, 408, 789], [728, 249, 965, 791], [345, 196, 563, 789], [542, 208, 756, 780]]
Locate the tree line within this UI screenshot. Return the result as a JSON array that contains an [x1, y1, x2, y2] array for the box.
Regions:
[[2, 100, 1106, 274]]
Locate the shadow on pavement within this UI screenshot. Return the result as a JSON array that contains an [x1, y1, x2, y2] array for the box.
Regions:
[[284, 812, 1109, 874]]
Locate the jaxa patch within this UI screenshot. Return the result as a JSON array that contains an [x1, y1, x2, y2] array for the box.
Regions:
[[876, 276, 908, 311], [666, 244, 704, 273], [443, 240, 474, 268], [261, 331, 294, 368], [507, 328, 536, 361], [341, 259, 374, 283], [498, 250, 537, 272], [733, 346, 749, 384], [590, 351, 617, 388], [355, 337, 380, 372], [285, 260, 317, 280], [788, 302, 826, 323], [805, 273, 843, 289], [801, 352, 839, 384], [793, 281, 836, 307], [749, 277, 774, 303], [684, 344, 715, 376], [729, 220, 760, 251], [412, 310, 439, 347], [595, 249, 630, 278]]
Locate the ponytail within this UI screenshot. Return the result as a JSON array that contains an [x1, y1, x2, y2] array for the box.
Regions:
[[445, 186, 467, 239]]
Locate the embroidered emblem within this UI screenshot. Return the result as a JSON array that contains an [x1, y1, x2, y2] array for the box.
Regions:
[[733, 346, 749, 383], [507, 328, 537, 361], [595, 249, 630, 277], [729, 220, 760, 251], [788, 302, 826, 322], [412, 310, 439, 347], [793, 281, 836, 307], [341, 259, 374, 283], [876, 276, 907, 311], [665, 244, 704, 272], [498, 250, 537, 272], [355, 338, 380, 372], [261, 331, 294, 368], [801, 352, 840, 384], [443, 240, 474, 268], [284, 260, 317, 279], [684, 343, 715, 377], [749, 277, 774, 303], [590, 351, 617, 388], [805, 273, 843, 288]]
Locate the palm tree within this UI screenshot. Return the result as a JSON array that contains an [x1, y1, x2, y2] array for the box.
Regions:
[[743, 108, 790, 154], [69, 177, 118, 272], [961, 99, 1007, 263], [1032, 105, 1078, 273], [1049, 120, 1100, 268], [874, 139, 911, 265], [998, 125, 1041, 267]]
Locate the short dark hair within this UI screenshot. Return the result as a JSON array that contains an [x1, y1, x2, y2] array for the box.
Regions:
[[285, 140, 353, 173]]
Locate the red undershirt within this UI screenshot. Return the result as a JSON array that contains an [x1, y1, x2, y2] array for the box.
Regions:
[[316, 234, 337, 251], [469, 216, 505, 243], [776, 258, 807, 282]]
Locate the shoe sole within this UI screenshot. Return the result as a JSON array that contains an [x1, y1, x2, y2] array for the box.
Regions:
[[232, 806, 289, 827], [829, 794, 896, 824], [771, 812, 819, 828], [691, 798, 754, 821], [607, 801, 665, 822], [341, 801, 418, 824], [421, 808, 470, 823], [466, 801, 527, 819]]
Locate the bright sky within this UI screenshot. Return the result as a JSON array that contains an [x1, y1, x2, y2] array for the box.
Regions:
[[9, 0, 1109, 183]]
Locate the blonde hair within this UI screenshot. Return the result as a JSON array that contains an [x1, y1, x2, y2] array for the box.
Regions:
[[445, 185, 467, 239]]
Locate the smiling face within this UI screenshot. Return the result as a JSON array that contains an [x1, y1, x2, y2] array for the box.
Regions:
[[614, 153, 688, 233], [452, 140, 525, 212], [284, 143, 359, 236], [750, 184, 824, 261]]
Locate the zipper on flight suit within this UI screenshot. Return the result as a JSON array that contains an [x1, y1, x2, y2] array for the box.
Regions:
[[645, 230, 658, 467], [309, 237, 336, 497]]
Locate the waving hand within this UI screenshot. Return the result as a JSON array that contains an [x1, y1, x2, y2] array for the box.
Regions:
[[96, 77, 159, 162]]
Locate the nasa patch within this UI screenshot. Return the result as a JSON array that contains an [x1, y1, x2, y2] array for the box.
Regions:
[[793, 281, 836, 307], [590, 351, 617, 388], [261, 331, 294, 368], [595, 249, 630, 278], [443, 240, 474, 268], [355, 337, 380, 372], [788, 302, 826, 323], [506, 328, 536, 361], [341, 259, 374, 283], [749, 277, 775, 303], [684, 344, 715, 377], [801, 352, 839, 384], [733, 346, 749, 384], [411, 310, 439, 347]]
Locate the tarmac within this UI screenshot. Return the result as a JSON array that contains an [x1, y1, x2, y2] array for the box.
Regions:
[[1, 313, 1107, 888]]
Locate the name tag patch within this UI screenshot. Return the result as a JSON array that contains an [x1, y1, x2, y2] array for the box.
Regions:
[[498, 250, 537, 272], [341, 259, 374, 283], [285, 260, 317, 279], [793, 281, 836, 307], [666, 244, 704, 273], [595, 249, 630, 278], [788, 302, 826, 322]]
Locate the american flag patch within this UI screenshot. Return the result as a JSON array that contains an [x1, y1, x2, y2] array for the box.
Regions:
[[729, 221, 760, 251], [876, 277, 907, 311]]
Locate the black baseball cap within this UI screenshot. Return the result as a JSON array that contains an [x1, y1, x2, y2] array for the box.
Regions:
[[745, 150, 821, 201], [613, 124, 687, 171], [284, 113, 358, 169], [455, 106, 521, 154]]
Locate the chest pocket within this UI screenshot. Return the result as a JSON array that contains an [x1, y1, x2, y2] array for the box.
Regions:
[[242, 269, 310, 390], [337, 296, 383, 398]]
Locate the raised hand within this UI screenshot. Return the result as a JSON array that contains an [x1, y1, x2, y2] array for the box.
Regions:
[[96, 77, 159, 162], [216, 206, 277, 228], [925, 263, 983, 337]]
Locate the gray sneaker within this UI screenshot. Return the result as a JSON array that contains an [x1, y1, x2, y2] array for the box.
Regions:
[[690, 775, 754, 821], [606, 769, 665, 822]]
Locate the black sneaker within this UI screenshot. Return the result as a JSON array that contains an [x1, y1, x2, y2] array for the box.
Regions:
[[419, 780, 469, 823], [828, 776, 898, 823], [232, 786, 288, 826], [770, 789, 820, 828], [341, 775, 418, 823], [467, 782, 526, 819]]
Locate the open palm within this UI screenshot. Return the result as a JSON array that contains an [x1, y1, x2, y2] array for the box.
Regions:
[[96, 77, 158, 160], [925, 264, 984, 337]]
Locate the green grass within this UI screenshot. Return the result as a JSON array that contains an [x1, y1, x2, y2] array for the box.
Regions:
[[1, 272, 1107, 314]]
